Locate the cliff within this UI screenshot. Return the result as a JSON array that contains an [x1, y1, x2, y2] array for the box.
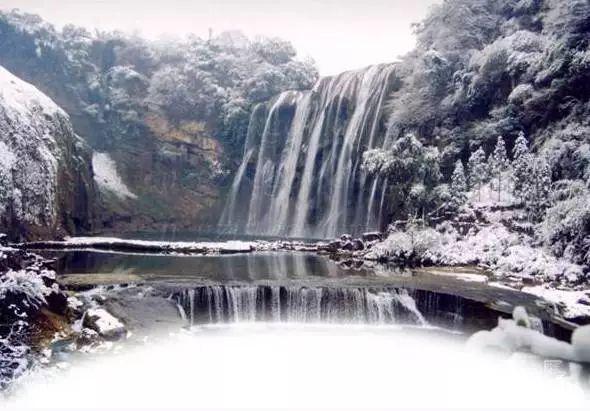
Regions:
[[0, 66, 94, 240]]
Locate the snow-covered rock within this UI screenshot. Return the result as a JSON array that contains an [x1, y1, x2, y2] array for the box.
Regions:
[[522, 286, 590, 321], [468, 307, 577, 362], [83, 308, 126, 340], [0, 65, 94, 240]]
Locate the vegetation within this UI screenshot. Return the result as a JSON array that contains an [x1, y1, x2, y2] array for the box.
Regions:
[[0, 11, 318, 156], [363, 0, 590, 267]]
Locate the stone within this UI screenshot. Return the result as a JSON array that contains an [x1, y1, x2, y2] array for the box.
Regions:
[[340, 234, 352, 242], [83, 308, 126, 341], [341, 241, 355, 251], [352, 239, 365, 251], [361, 232, 382, 242]]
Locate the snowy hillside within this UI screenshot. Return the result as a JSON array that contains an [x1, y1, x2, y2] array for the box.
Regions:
[[0, 66, 94, 239]]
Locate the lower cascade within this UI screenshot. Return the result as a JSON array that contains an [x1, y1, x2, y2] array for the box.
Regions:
[[175, 286, 426, 326], [172, 284, 507, 330], [173, 285, 555, 335]]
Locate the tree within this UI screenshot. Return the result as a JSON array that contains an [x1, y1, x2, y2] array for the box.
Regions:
[[512, 131, 530, 204], [362, 133, 441, 221], [524, 157, 552, 222], [489, 136, 509, 202], [467, 147, 487, 201], [450, 160, 467, 207]]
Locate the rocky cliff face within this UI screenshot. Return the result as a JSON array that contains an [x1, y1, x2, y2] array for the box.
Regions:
[[0, 66, 94, 240]]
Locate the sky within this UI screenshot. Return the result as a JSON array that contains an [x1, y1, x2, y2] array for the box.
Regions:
[[0, 0, 440, 75]]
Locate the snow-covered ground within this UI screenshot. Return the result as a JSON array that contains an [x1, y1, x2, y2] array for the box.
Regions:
[[523, 286, 590, 321], [92, 152, 137, 200], [364, 177, 590, 321]]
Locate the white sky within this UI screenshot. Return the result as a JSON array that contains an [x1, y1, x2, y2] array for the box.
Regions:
[[0, 0, 439, 75]]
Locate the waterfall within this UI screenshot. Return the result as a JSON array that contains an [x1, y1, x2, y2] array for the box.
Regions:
[[173, 285, 459, 327], [220, 64, 397, 238]]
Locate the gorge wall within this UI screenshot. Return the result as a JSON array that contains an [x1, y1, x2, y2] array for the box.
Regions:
[[220, 64, 399, 238], [0, 11, 317, 234], [0, 66, 94, 240]]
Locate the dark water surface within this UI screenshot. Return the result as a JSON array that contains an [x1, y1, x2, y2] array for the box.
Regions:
[[44, 250, 369, 282]]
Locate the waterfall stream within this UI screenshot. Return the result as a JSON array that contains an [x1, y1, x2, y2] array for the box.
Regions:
[[219, 64, 397, 238], [175, 285, 428, 326]]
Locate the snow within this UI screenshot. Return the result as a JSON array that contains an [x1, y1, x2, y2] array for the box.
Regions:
[[522, 285, 590, 320], [0, 66, 63, 119], [468, 180, 517, 208], [469, 306, 590, 365], [85, 308, 125, 337], [92, 152, 137, 200], [0, 269, 53, 308], [468, 316, 576, 361], [37, 236, 256, 254]]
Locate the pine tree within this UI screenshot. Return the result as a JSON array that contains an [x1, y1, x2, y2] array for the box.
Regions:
[[450, 160, 467, 207], [467, 147, 487, 201], [489, 136, 509, 202], [512, 132, 531, 204], [524, 156, 552, 222]]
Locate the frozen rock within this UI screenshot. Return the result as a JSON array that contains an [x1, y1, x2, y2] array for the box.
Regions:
[[83, 308, 126, 341]]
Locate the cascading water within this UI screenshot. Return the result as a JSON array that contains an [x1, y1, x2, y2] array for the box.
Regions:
[[219, 64, 398, 238], [174, 284, 557, 335], [175, 285, 427, 326]]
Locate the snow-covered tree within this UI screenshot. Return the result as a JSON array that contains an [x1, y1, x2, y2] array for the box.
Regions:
[[450, 160, 467, 207], [489, 136, 509, 201], [467, 147, 487, 201], [524, 156, 552, 222], [512, 132, 531, 204], [362, 133, 441, 221]]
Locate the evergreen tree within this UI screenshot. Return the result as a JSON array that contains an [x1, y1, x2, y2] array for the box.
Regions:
[[467, 147, 487, 201], [450, 160, 467, 207], [524, 156, 552, 222], [512, 132, 531, 204], [489, 136, 509, 202]]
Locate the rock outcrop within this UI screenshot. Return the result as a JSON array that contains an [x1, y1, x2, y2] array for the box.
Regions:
[[0, 66, 94, 240]]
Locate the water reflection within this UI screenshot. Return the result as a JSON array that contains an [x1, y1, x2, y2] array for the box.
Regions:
[[47, 251, 372, 282]]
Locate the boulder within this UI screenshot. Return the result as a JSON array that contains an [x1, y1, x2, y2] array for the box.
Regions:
[[352, 239, 365, 251], [83, 308, 126, 341], [341, 241, 355, 251]]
